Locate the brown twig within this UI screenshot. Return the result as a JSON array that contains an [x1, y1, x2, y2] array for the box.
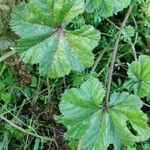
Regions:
[[106, 18, 120, 30], [105, 6, 133, 104]]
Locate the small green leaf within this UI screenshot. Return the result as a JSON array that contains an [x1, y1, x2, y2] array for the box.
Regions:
[[121, 25, 135, 42], [10, 0, 100, 78], [30, 76, 37, 87], [124, 55, 150, 97], [58, 77, 150, 150], [0, 92, 11, 103]]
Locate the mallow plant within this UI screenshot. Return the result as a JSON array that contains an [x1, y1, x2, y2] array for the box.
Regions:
[[9, 0, 150, 149]]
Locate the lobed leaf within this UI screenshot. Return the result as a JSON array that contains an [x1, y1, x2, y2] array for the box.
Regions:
[[124, 55, 150, 97], [10, 0, 100, 78], [58, 77, 150, 149]]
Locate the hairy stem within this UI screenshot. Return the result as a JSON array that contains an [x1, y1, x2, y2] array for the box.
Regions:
[[105, 6, 133, 104]]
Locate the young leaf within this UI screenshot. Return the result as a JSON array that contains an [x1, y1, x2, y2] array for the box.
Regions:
[[85, 0, 131, 17], [10, 0, 100, 78], [58, 77, 150, 150], [124, 55, 150, 97]]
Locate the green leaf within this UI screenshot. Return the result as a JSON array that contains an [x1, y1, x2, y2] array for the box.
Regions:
[[58, 77, 150, 150], [10, 0, 100, 78], [124, 55, 150, 97], [0, 92, 11, 103], [120, 25, 135, 42], [30, 76, 37, 87], [85, 0, 131, 17], [85, 0, 101, 12]]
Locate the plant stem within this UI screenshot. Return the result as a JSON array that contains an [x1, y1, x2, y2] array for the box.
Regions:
[[131, 43, 138, 61], [105, 6, 133, 104], [106, 18, 120, 30], [0, 49, 16, 63], [91, 48, 107, 74], [143, 102, 150, 108], [77, 140, 82, 150], [0, 114, 54, 142]]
